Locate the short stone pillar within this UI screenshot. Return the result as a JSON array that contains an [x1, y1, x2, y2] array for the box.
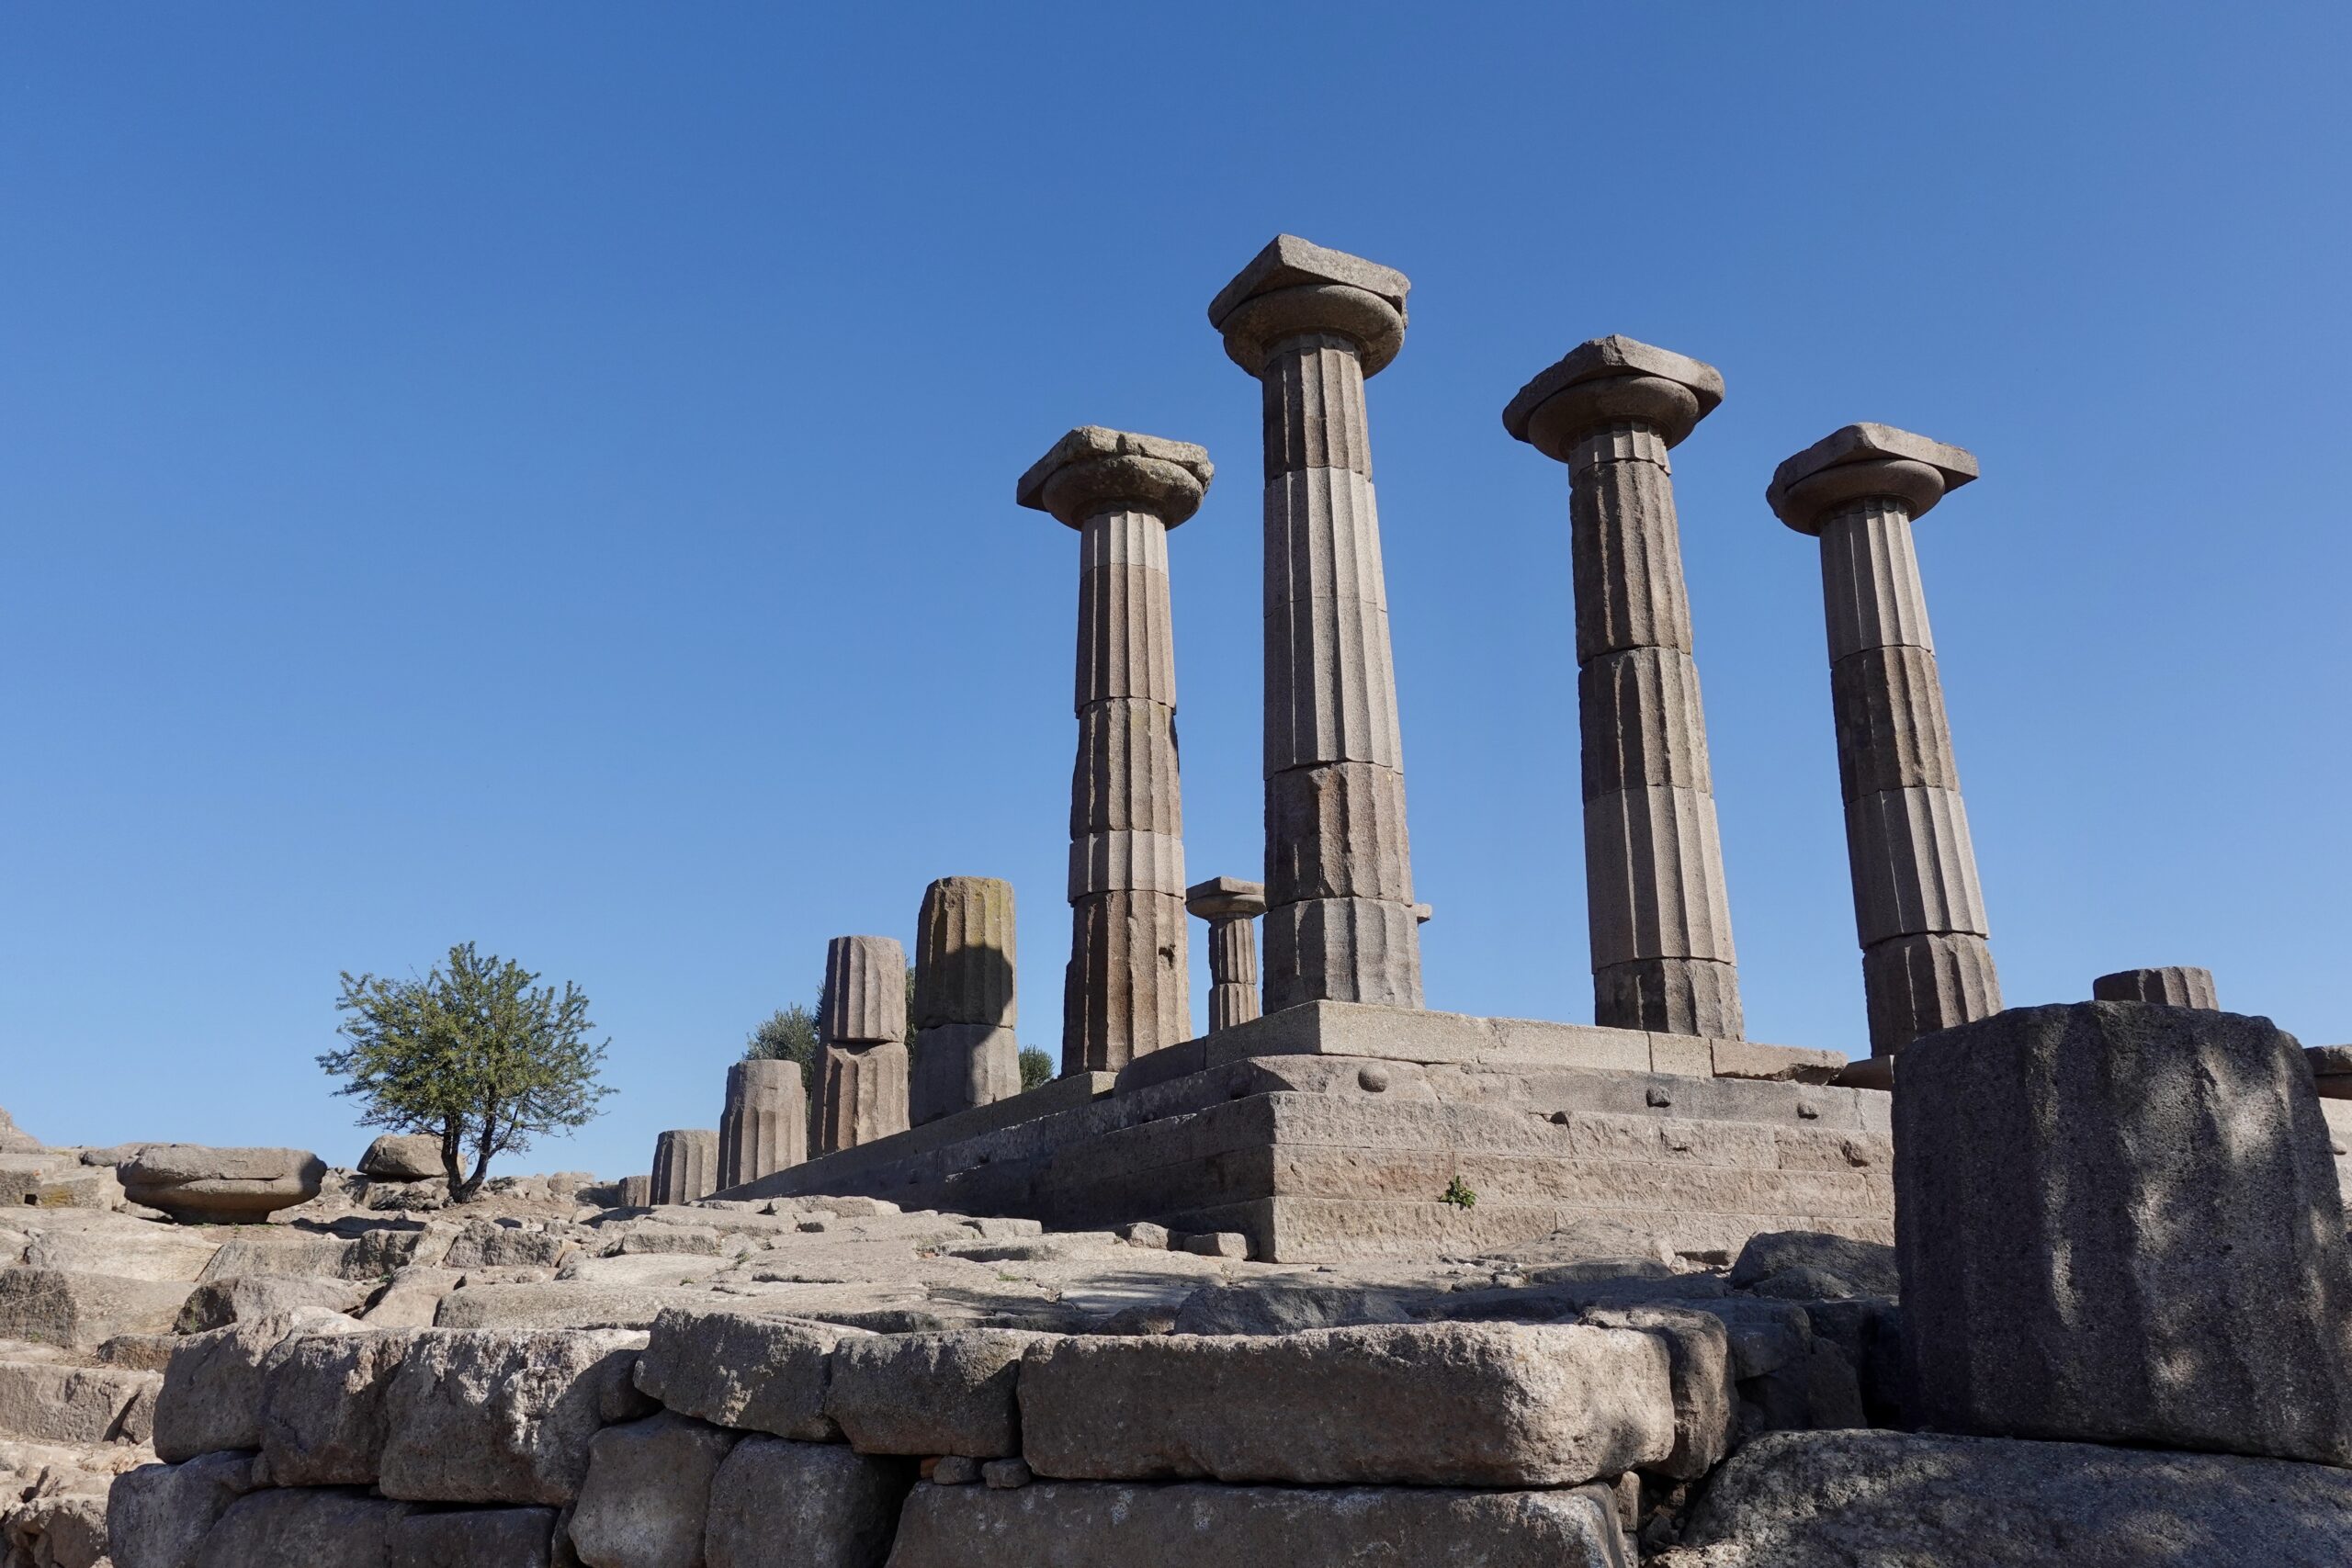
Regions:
[[1769, 424, 2000, 1068], [1211, 235, 1423, 1013], [1505, 336, 1744, 1039], [2093, 966, 2218, 1010], [649, 1128, 718, 1205], [1186, 876, 1267, 1033], [718, 1058, 806, 1190], [1018, 427, 1205, 1074], [814, 934, 909, 1155], [910, 876, 1022, 1122], [616, 1174, 652, 1209], [1895, 1001, 2352, 1463]]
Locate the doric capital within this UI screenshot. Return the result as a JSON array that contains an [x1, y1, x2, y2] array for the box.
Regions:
[[1209, 235, 1410, 378], [1185, 875, 1267, 921], [1769, 423, 1979, 536], [1017, 426, 1213, 530], [1504, 336, 1724, 458]]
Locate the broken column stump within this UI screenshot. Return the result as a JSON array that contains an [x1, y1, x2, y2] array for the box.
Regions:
[[1894, 999, 2352, 1464]]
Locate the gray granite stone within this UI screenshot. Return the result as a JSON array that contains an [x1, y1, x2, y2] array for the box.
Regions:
[[702, 1437, 910, 1568], [912, 878, 1017, 1032], [1895, 1002, 2352, 1462], [910, 1023, 1021, 1130], [814, 1041, 909, 1155]]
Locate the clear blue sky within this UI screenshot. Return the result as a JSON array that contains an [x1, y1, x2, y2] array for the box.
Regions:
[[5, 5, 2346, 1180]]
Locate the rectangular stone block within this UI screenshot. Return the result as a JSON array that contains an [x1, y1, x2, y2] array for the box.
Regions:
[[822, 1328, 1034, 1458], [259, 1329, 423, 1486], [0, 1268, 194, 1350], [386, 1507, 557, 1568], [379, 1329, 654, 1506], [634, 1307, 855, 1441], [703, 1436, 911, 1568], [192, 1488, 416, 1568], [1019, 1323, 1672, 1486], [886, 1479, 1629, 1568], [0, 1359, 158, 1445]]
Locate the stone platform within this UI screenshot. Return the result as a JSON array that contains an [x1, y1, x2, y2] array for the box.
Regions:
[[728, 1004, 1890, 1264]]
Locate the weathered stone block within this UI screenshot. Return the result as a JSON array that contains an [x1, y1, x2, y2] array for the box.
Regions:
[[0, 1359, 159, 1446], [1261, 894, 1422, 1012], [634, 1308, 854, 1440], [1895, 1002, 2352, 1463], [386, 1507, 557, 1568], [0, 1267, 193, 1350], [823, 1329, 1033, 1457], [359, 1134, 446, 1182], [176, 1273, 372, 1330], [1579, 1304, 1736, 1480], [379, 1329, 655, 1506], [1063, 889, 1189, 1074], [1668, 1428, 2352, 1567], [156, 1313, 346, 1461], [192, 1487, 416, 1568], [119, 1145, 326, 1224], [108, 1451, 258, 1568], [1860, 930, 2000, 1056], [258, 1328, 422, 1486], [1019, 1323, 1672, 1486], [702, 1437, 910, 1568], [820, 936, 906, 1044], [567, 1412, 738, 1568], [888, 1479, 1628, 1567]]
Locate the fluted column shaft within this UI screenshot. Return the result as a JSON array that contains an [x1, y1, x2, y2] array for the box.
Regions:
[[1255, 333, 1422, 1010], [1204, 913, 1262, 1032], [718, 1059, 805, 1189], [910, 875, 1021, 1124], [1019, 427, 1210, 1076], [815, 933, 909, 1153], [1064, 502, 1189, 1070], [1568, 425, 1742, 1037], [650, 1128, 717, 1205], [1820, 495, 2000, 1053], [1504, 337, 1743, 1038]]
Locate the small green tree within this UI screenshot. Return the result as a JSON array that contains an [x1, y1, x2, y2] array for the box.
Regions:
[[1018, 1046, 1054, 1092], [322, 942, 614, 1201], [745, 994, 823, 1091]]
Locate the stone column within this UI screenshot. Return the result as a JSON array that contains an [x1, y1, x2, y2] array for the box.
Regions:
[[1769, 424, 2000, 1069], [718, 1059, 806, 1190], [1186, 876, 1266, 1032], [2093, 967, 2218, 1009], [1210, 235, 1424, 1013], [1018, 427, 1208, 1074], [1504, 337, 1744, 1039], [814, 934, 909, 1154], [649, 1128, 717, 1205], [910, 875, 1022, 1122]]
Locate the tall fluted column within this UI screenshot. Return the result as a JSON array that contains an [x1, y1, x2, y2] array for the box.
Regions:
[[1210, 235, 1422, 1012], [814, 934, 909, 1153], [1769, 424, 2000, 1072], [910, 875, 1021, 1122], [1018, 428, 1206, 1074], [649, 1128, 717, 1205], [1505, 337, 1744, 1038], [1186, 875, 1266, 1032], [718, 1059, 805, 1190]]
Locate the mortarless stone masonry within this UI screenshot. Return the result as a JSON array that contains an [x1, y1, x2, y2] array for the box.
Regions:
[[1019, 428, 1209, 1074], [1505, 336, 1744, 1040], [1211, 235, 1423, 1013], [1187, 876, 1268, 1032], [1769, 423, 2000, 1070]]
